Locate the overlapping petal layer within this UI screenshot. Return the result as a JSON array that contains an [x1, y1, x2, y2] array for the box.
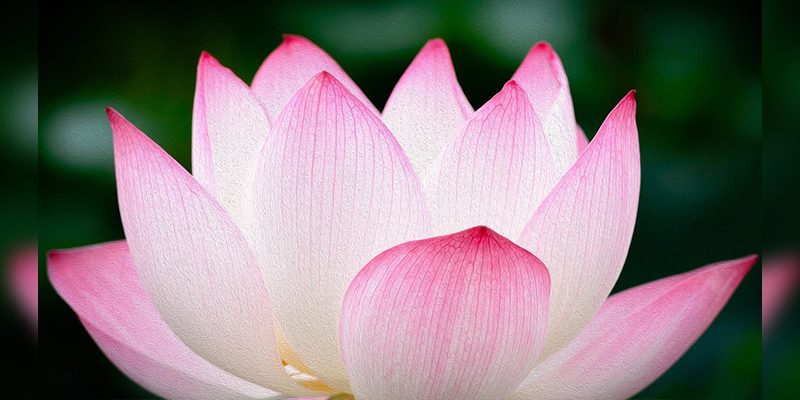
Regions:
[[251, 35, 378, 119], [340, 227, 550, 400], [518, 92, 640, 355], [382, 39, 473, 179], [110, 110, 316, 396], [575, 126, 589, 154], [48, 241, 282, 400], [509, 255, 756, 400], [191, 52, 271, 223], [431, 80, 557, 239], [512, 42, 578, 176], [244, 72, 431, 391]]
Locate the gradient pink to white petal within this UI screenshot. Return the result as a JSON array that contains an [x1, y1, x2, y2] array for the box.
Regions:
[[47, 35, 755, 400], [340, 227, 550, 400]]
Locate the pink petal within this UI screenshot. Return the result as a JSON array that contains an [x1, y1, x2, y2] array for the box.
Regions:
[[251, 34, 377, 119], [430, 80, 557, 239], [511, 42, 578, 176], [48, 241, 282, 400], [575, 125, 589, 154], [109, 110, 318, 396], [762, 254, 799, 332], [340, 226, 550, 400], [244, 72, 431, 391], [509, 255, 756, 400], [382, 38, 473, 179], [517, 92, 640, 355], [191, 52, 271, 223], [8, 245, 38, 333]]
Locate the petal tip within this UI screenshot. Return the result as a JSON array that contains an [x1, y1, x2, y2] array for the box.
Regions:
[[281, 33, 311, 46], [311, 70, 337, 85], [532, 41, 555, 53], [491, 79, 528, 106], [45, 249, 63, 266], [413, 37, 454, 67], [502, 79, 523, 93], [423, 37, 448, 51], [734, 254, 759, 274], [105, 107, 126, 130], [198, 50, 220, 66], [518, 41, 566, 87], [468, 225, 495, 237], [309, 70, 350, 95], [610, 91, 638, 117]]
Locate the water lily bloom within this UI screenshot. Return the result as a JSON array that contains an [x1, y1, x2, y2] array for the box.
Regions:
[[48, 36, 755, 400]]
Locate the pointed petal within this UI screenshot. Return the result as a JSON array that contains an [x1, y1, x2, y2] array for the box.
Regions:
[[382, 39, 473, 179], [517, 92, 640, 355], [244, 72, 431, 391], [192, 52, 271, 223], [509, 255, 756, 400], [340, 226, 550, 400], [430, 81, 557, 239], [575, 125, 589, 154], [251, 34, 377, 119], [512, 42, 578, 176], [48, 241, 283, 400], [109, 110, 318, 396]]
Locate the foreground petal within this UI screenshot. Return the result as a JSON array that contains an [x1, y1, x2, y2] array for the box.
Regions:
[[48, 241, 282, 400], [245, 72, 431, 391], [110, 110, 317, 396], [511, 42, 578, 176], [382, 39, 473, 179], [517, 92, 640, 355], [509, 255, 756, 400], [192, 52, 271, 223], [431, 80, 557, 239], [251, 34, 377, 119], [340, 226, 550, 400]]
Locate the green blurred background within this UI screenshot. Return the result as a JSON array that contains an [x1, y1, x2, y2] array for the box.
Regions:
[[1, 1, 37, 398], [39, 0, 762, 398]]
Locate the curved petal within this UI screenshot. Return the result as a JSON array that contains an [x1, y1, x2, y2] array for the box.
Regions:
[[511, 42, 578, 176], [517, 92, 640, 355], [9, 245, 38, 333], [575, 125, 589, 154], [48, 241, 282, 400], [340, 226, 550, 400], [109, 109, 318, 396], [244, 72, 431, 391], [251, 34, 377, 119], [509, 255, 756, 400], [192, 52, 271, 223], [430, 80, 557, 239], [382, 38, 473, 179]]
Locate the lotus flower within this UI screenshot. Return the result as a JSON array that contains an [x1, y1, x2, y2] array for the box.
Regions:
[[48, 36, 755, 400]]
